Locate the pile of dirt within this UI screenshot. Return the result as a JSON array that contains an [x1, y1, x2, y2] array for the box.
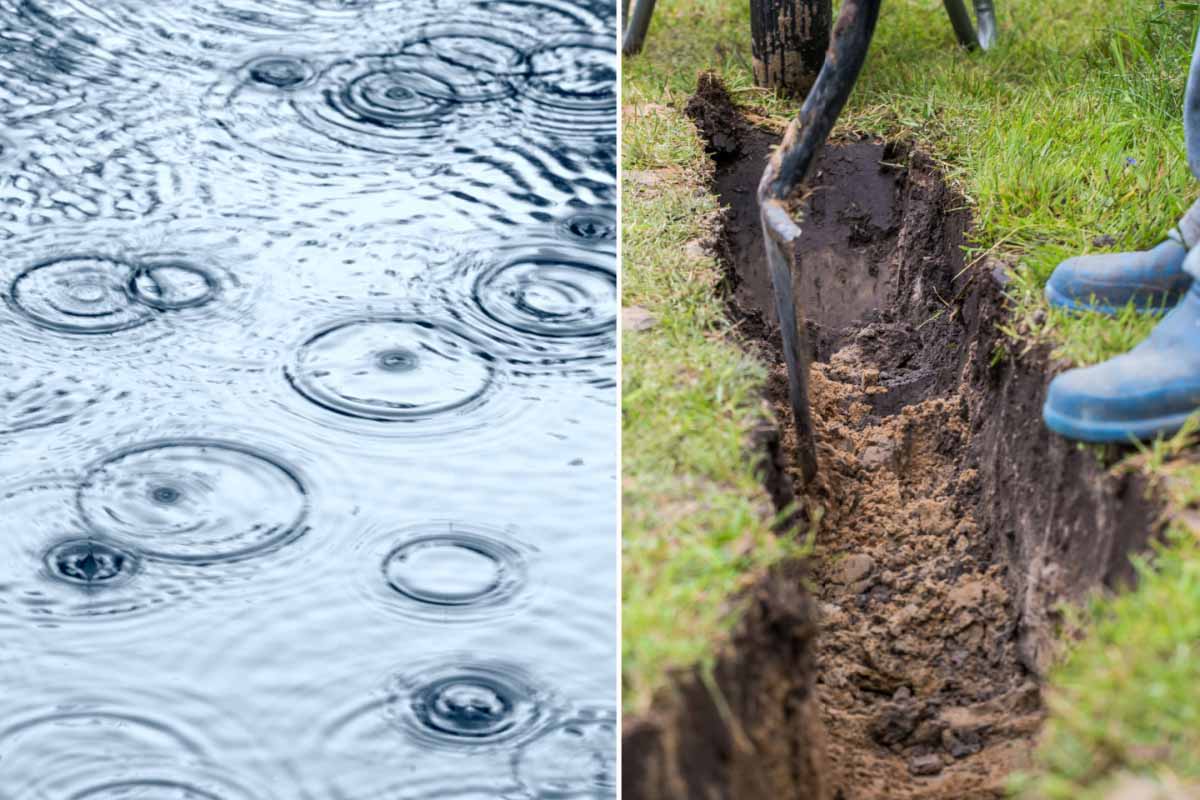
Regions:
[[622, 74, 1164, 800], [786, 339, 1041, 797]]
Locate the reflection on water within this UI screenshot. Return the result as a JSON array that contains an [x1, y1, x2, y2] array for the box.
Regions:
[[0, 0, 616, 796]]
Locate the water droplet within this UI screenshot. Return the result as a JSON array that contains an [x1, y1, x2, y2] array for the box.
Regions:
[[561, 211, 616, 242], [246, 55, 314, 89], [388, 661, 550, 749], [44, 538, 138, 587]]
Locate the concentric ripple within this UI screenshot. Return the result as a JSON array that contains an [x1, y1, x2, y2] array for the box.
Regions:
[[43, 538, 139, 588], [46, 768, 276, 800], [386, 660, 554, 750], [472, 245, 616, 340], [513, 710, 617, 798], [0, 699, 278, 799], [402, 22, 532, 99], [0, 698, 205, 798], [127, 262, 220, 311], [211, 49, 514, 168], [519, 34, 616, 141], [68, 781, 223, 799], [9, 257, 153, 334], [8, 256, 220, 334], [296, 53, 511, 153], [385, 530, 521, 607], [0, 480, 187, 626], [359, 522, 533, 621], [76, 440, 309, 564], [286, 318, 496, 423]]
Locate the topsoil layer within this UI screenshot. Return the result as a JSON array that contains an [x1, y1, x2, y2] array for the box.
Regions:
[[620, 76, 1163, 800]]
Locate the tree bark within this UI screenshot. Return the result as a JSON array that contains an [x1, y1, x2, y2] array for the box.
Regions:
[[749, 0, 832, 98]]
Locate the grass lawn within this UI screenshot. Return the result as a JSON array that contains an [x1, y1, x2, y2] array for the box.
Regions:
[[621, 103, 800, 713], [622, 0, 1200, 794]]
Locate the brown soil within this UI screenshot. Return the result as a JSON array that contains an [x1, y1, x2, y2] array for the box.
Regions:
[[621, 75, 1164, 800], [622, 560, 828, 799]]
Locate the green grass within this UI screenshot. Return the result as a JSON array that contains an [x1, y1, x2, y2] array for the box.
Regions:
[[623, 0, 1200, 789], [621, 104, 799, 713], [1011, 528, 1200, 799]]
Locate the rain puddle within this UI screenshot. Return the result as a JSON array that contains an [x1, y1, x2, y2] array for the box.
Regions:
[[0, 1, 617, 797]]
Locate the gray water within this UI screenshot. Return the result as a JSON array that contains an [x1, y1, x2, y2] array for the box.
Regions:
[[0, 1, 617, 796]]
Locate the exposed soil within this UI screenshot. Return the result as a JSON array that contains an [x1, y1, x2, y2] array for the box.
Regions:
[[622, 560, 828, 799], [623, 75, 1164, 800]]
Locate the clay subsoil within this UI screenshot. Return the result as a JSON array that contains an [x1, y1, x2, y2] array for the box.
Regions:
[[675, 75, 1164, 799]]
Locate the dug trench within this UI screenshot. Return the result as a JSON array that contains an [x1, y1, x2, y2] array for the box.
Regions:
[[621, 76, 1165, 799]]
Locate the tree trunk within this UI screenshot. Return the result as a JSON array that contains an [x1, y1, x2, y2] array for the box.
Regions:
[[749, 0, 832, 98]]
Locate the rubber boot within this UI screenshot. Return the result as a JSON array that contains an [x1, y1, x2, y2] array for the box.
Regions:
[[1044, 249, 1200, 441], [1044, 239, 1191, 315]]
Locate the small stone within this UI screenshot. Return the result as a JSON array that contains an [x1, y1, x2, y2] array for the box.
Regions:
[[942, 727, 983, 758], [836, 553, 875, 585], [908, 754, 944, 776], [892, 686, 912, 702], [684, 239, 707, 259], [622, 306, 657, 332], [859, 443, 894, 469]]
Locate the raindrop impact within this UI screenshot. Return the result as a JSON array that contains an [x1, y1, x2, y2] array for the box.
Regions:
[[44, 538, 139, 587], [127, 263, 219, 311], [10, 257, 153, 334], [383, 528, 528, 611], [519, 33, 616, 141], [9, 256, 220, 334], [386, 661, 552, 749], [246, 55, 315, 89], [472, 247, 616, 339], [286, 318, 496, 422], [76, 440, 309, 563], [560, 210, 616, 243]]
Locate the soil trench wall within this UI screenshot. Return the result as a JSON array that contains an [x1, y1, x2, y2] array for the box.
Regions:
[[622, 78, 1162, 799]]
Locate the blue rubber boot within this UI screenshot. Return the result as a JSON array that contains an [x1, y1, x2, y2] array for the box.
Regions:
[[1044, 267, 1200, 442], [1044, 238, 1191, 315]]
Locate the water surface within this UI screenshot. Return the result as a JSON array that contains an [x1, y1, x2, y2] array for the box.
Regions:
[[0, 0, 617, 796]]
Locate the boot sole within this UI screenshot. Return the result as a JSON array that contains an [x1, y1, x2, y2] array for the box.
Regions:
[[1042, 403, 1194, 443]]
